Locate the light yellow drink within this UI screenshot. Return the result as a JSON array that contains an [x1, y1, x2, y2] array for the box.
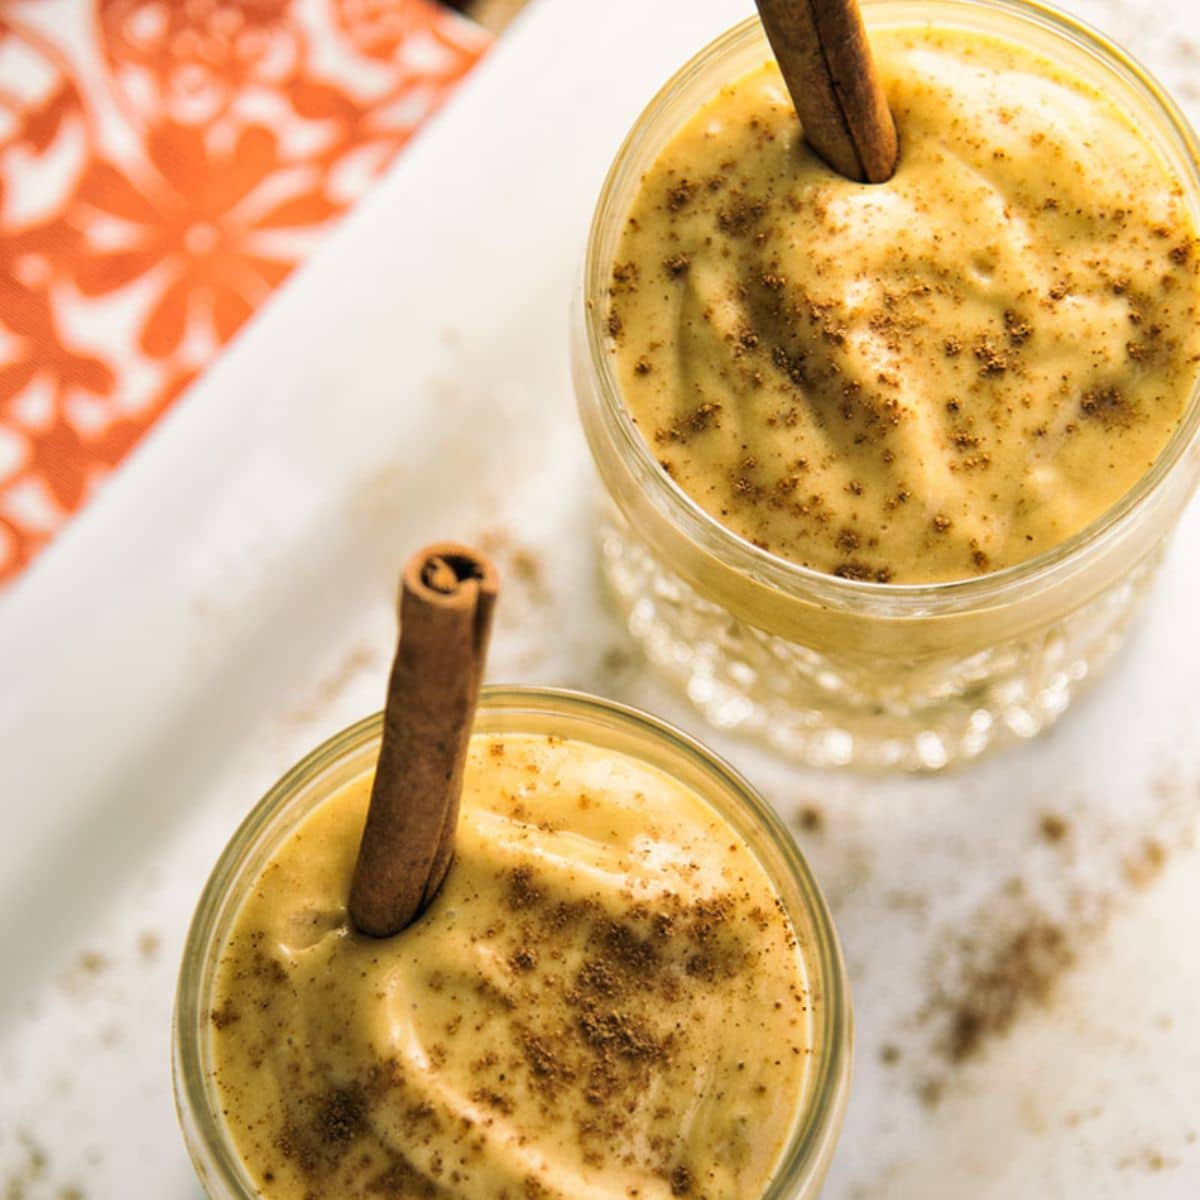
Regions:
[[182, 698, 848, 1199], [608, 28, 1200, 584], [575, 2, 1200, 767]]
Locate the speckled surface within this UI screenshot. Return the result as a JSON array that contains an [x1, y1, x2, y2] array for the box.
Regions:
[[1, 1, 1198, 1196]]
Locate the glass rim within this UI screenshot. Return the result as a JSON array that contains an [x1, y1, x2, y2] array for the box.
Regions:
[[173, 685, 852, 1199], [580, 0, 1200, 617]]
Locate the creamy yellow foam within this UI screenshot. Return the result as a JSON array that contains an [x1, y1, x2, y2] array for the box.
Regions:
[[608, 27, 1200, 583], [209, 733, 812, 1198]]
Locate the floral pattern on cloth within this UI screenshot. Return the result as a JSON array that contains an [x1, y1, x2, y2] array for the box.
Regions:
[[0, 0, 487, 585]]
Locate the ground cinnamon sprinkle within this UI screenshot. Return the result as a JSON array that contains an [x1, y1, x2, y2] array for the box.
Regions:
[[1003, 309, 1032, 345], [316, 1085, 369, 1147], [795, 804, 825, 834], [509, 946, 537, 972], [655, 402, 723, 444], [1081, 385, 1136, 428], [666, 179, 696, 212], [904, 780, 1198, 1110], [944, 918, 1073, 1063], [972, 336, 1009, 377], [670, 1164, 695, 1194], [505, 865, 543, 910], [716, 192, 766, 236], [209, 999, 239, 1030], [664, 253, 691, 277], [1039, 813, 1070, 844]]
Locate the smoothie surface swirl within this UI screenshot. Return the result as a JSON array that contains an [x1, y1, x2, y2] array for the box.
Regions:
[[607, 26, 1200, 584], [209, 733, 813, 1199]]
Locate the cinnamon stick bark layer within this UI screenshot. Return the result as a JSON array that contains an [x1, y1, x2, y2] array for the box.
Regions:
[[349, 543, 499, 938], [755, 0, 898, 183]]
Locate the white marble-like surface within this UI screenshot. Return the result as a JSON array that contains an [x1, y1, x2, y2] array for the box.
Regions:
[[1, 0, 1199, 1196]]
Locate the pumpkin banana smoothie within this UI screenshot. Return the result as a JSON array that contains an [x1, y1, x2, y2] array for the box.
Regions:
[[177, 694, 850, 1200], [607, 27, 1200, 585], [576, 0, 1200, 767], [207, 732, 813, 1198]]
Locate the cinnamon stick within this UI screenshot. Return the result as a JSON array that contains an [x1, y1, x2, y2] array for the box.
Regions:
[[755, 0, 898, 183], [349, 543, 499, 938]]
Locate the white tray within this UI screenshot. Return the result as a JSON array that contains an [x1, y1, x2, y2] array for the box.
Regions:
[[1, 0, 1198, 1195]]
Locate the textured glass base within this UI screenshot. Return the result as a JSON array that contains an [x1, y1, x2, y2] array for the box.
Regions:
[[601, 516, 1161, 771]]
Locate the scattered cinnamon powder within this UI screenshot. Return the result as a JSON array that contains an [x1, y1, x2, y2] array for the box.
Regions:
[[943, 917, 1074, 1063], [716, 192, 766, 237], [316, 1085, 368, 1147], [210, 1000, 240, 1031], [655, 402, 723, 445], [1122, 839, 1167, 889], [474, 527, 550, 617], [666, 180, 695, 212], [1004, 309, 1032, 345], [1081, 385, 1137, 428], [504, 865, 543, 910], [509, 946, 537, 973], [669, 1164, 695, 1194], [834, 560, 892, 583], [58, 950, 109, 998], [1039, 813, 1070, 844], [972, 336, 1009, 376], [611, 261, 637, 284], [795, 804, 825, 834], [907, 780, 1197, 1110]]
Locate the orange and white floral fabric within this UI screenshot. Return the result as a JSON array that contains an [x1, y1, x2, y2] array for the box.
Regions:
[[0, 0, 487, 586]]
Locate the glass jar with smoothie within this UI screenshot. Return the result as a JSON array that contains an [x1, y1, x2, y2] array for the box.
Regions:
[[573, 0, 1200, 770], [173, 687, 851, 1200]]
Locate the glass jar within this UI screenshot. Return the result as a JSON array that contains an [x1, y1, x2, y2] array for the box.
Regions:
[[173, 686, 852, 1199], [573, 0, 1200, 771]]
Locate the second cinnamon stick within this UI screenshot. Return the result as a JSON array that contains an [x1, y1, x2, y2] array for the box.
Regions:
[[349, 543, 499, 938]]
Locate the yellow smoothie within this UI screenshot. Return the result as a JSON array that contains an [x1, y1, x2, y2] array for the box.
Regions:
[[208, 732, 813, 1199], [608, 26, 1200, 584]]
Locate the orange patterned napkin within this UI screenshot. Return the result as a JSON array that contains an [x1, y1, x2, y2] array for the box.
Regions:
[[0, 0, 487, 586]]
